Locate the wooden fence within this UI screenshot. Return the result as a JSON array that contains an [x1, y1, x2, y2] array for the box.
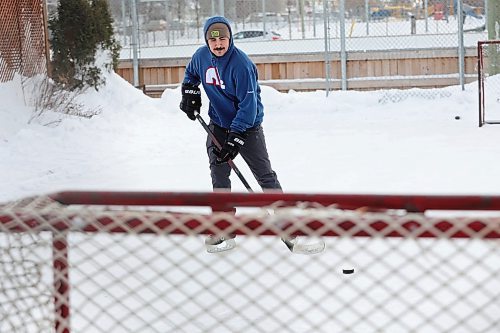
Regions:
[[117, 47, 478, 97]]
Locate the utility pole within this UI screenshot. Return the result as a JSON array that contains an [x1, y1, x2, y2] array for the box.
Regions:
[[131, 0, 140, 87], [299, 0, 306, 39]]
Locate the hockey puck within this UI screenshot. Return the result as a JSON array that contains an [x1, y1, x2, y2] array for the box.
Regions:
[[455, 116, 460, 120], [342, 268, 355, 274]]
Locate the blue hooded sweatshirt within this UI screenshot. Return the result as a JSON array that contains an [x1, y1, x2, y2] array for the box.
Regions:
[[182, 16, 264, 133]]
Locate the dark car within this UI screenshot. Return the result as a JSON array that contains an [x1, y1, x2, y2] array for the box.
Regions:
[[370, 9, 391, 20], [232, 30, 282, 41]]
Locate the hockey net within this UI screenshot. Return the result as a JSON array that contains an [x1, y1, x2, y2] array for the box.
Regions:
[[1, 191, 500, 333], [478, 40, 500, 127]]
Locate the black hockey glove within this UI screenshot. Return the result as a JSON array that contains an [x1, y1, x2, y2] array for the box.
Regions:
[[214, 132, 246, 163], [179, 83, 202, 121]]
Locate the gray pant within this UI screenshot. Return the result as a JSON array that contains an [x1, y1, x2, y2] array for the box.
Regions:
[[206, 122, 282, 191]]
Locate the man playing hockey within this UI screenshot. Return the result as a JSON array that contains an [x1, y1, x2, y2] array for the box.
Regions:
[[179, 16, 282, 252]]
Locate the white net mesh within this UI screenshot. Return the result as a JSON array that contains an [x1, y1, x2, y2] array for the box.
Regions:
[[0, 232, 54, 332], [1, 192, 500, 333]]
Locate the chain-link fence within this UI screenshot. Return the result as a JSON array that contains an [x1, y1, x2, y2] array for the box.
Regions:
[[1, 191, 500, 332], [97, 0, 490, 91], [0, 1, 490, 91], [105, 0, 486, 48], [0, 0, 48, 83]]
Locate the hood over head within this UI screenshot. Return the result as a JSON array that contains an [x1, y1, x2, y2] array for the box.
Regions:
[[203, 16, 233, 50]]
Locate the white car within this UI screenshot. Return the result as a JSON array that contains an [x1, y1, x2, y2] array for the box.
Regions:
[[232, 30, 282, 42]]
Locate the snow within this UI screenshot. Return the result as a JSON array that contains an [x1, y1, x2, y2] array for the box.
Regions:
[[2, 72, 500, 332], [1, 71, 500, 203], [121, 31, 485, 59]]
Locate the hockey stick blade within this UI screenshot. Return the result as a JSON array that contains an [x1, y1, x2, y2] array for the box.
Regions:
[[205, 238, 237, 253], [281, 237, 325, 255]]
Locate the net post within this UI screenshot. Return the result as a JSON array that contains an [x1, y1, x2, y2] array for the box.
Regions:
[[478, 41, 484, 127], [53, 231, 71, 333]]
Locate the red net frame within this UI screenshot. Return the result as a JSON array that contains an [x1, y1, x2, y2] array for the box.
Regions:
[[2, 191, 500, 333], [478, 40, 500, 127]]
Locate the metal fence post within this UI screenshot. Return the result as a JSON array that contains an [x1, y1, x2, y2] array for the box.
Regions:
[[262, 0, 266, 38], [131, 0, 140, 87], [340, 0, 347, 90], [323, 0, 331, 96], [457, 0, 465, 90], [424, 0, 429, 32], [218, 0, 224, 16], [410, 14, 416, 34], [365, 0, 370, 35]]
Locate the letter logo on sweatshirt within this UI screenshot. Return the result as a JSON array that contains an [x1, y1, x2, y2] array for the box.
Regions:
[[205, 67, 225, 89]]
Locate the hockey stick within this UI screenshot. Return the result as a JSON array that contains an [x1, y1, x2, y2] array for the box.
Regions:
[[194, 112, 324, 254], [194, 112, 253, 192]]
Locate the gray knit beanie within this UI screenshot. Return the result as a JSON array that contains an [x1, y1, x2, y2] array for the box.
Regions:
[[206, 22, 230, 40]]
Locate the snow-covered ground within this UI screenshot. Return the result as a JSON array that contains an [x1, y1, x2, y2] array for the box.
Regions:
[[2, 72, 500, 332], [120, 31, 486, 60], [2, 72, 500, 203]]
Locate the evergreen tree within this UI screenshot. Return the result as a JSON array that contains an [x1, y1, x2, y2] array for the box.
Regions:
[[49, 0, 121, 90]]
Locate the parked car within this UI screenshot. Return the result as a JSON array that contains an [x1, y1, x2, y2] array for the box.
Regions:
[[232, 30, 282, 41], [244, 12, 286, 24], [370, 9, 391, 20], [143, 20, 167, 32]]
